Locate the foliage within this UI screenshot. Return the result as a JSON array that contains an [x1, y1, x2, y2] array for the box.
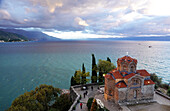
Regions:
[[167, 87, 170, 97], [98, 59, 115, 74], [98, 59, 115, 82], [8, 84, 61, 111], [0, 30, 28, 42], [92, 54, 97, 83], [87, 98, 94, 110], [150, 73, 162, 88], [98, 67, 103, 83], [52, 93, 72, 111], [90, 99, 97, 111], [82, 63, 86, 84], [160, 83, 169, 90], [107, 57, 111, 63], [73, 69, 90, 85], [71, 76, 76, 86]]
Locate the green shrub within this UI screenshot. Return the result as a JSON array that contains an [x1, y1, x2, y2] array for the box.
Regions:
[[73, 106, 76, 110], [167, 88, 170, 97], [160, 83, 169, 90], [87, 97, 94, 110]]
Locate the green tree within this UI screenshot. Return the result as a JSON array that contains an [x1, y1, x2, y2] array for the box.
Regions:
[[98, 59, 115, 83], [91, 54, 97, 83], [150, 73, 162, 88], [167, 87, 170, 97], [107, 57, 111, 63], [98, 67, 103, 83], [8, 84, 61, 111], [87, 98, 94, 110], [90, 99, 97, 111], [71, 76, 76, 86], [52, 94, 72, 111], [82, 63, 86, 84], [74, 69, 90, 85]]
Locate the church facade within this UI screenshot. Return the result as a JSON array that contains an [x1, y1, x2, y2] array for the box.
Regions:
[[104, 56, 155, 104]]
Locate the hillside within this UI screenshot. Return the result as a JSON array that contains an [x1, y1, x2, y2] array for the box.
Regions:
[[1, 29, 61, 41], [0, 30, 28, 42]]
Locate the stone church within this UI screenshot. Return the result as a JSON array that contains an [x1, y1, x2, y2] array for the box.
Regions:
[[104, 55, 155, 104]]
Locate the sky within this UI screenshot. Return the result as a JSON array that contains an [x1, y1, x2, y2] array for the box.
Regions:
[[0, 0, 170, 39]]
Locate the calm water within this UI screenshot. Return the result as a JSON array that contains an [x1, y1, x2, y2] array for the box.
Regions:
[[0, 41, 170, 110]]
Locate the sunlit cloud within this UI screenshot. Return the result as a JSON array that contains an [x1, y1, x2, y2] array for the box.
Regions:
[[74, 17, 89, 26], [0, 9, 11, 20], [43, 30, 124, 39]]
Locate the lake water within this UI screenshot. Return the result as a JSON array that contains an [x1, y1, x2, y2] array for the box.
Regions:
[[0, 41, 170, 110]]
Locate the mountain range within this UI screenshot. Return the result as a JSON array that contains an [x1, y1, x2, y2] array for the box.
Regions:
[[0, 29, 61, 41], [0, 30, 29, 42]]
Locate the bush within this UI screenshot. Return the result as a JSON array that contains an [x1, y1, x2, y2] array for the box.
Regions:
[[160, 83, 169, 90], [167, 88, 170, 97], [73, 106, 76, 110], [150, 73, 162, 87], [80, 95, 82, 100], [87, 97, 94, 110]]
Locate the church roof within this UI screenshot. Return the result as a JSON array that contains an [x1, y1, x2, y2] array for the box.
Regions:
[[117, 56, 137, 64], [144, 79, 155, 85], [124, 73, 136, 79], [105, 74, 114, 80], [115, 81, 127, 88], [137, 69, 150, 76], [112, 71, 123, 79]]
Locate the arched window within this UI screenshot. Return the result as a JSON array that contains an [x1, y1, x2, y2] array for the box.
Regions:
[[123, 65, 127, 71], [130, 65, 135, 72], [133, 79, 138, 85]]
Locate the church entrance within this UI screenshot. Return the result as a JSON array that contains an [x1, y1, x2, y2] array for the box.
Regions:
[[134, 90, 137, 99]]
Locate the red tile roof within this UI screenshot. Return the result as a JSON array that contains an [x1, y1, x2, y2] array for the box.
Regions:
[[118, 56, 137, 64], [109, 68, 117, 73], [137, 69, 150, 76], [121, 72, 128, 75], [112, 71, 123, 79], [115, 81, 127, 88], [144, 79, 155, 85], [124, 73, 136, 79], [105, 74, 114, 80]]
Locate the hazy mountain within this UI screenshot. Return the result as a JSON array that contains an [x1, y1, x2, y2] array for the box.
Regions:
[[0, 30, 28, 42], [1, 29, 61, 41], [87, 36, 170, 41]]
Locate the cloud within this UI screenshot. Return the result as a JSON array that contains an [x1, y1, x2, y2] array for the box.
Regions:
[[28, 0, 63, 13], [74, 17, 89, 26], [0, 0, 170, 39], [0, 9, 10, 20]]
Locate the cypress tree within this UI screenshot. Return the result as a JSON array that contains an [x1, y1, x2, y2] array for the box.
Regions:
[[99, 67, 104, 83], [107, 57, 111, 63], [91, 54, 97, 83], [82, 63, 85, 74], [82, 63, 86, 84], [71, 76, 75, 86]]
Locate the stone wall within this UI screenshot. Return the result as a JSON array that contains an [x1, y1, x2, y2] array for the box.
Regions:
[[142, 84, 155, 99], [118, 88, 127, 102], [104, 78, 115, 101]]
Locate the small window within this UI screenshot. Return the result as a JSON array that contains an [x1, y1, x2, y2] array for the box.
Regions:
[[133, 79, 138, 85], [109, 90, 112, 95], [123, 65, 127, 71]]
